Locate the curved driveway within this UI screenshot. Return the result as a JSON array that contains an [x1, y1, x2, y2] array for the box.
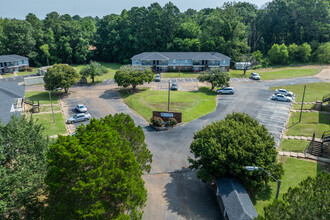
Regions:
[[63, 76, 324, 219]]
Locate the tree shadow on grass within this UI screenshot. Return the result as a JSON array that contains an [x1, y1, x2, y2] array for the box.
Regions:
[[189, 87, 217, 96], [164, 169, 222, 219], [250, 184, 273, 206]]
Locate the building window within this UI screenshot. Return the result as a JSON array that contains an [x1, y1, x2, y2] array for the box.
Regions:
[[173, 59, 176, 64], [185, 59, 187, 64]]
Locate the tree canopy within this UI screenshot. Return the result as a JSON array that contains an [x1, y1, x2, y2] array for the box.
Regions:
[[80, 61, 108, 82], [44, 114, 149, 219], [188, 112, 284, 190], [114, 65, 154, 91], [0, 115, 49, 219], [197, 68, 230, 90], [258, 172, 330, 220], [43, 64, 80, 93]]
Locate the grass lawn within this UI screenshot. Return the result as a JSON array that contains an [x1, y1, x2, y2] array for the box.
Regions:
[[229, 66, 320, 80], [279, 139, 309, 152], [25, 91, 59, 105], [270, 82, 330, 102], [16, 67, 38, 76], [253, 156, 321, 216], [162, 72, 200, 78], [32, 113, 67, 136], [287, 112, 330, 138], [39, 105, 61, 112], [119, 87, 217, 123], [292, 104, 315, 110], [72, 62, 121, 83]]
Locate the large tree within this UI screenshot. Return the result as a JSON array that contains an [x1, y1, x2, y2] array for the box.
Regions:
[[80, 61, 108, 83], [44, 115, 148, 219], [44, 64, 80, 93], [0, 115, 49, 219], [197, 68, 230, 90], [188, 112, 284, 190], [114, 65, 154, 91], [315, 42, 330, 64], [259, 172, 329, 220]]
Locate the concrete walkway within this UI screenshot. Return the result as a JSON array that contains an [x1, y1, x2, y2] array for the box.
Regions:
[[282, 135, 322, 142], [278, 151, 330, 163]]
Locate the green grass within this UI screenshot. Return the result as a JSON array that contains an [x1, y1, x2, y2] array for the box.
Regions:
[[25, 91, 60, 105], [39, 105, 61, 112], [229, 67, 320, 80], [287, 112, 330, 138], [119, 87, 217, 123], [292, 104, 315, 110], [72, 62, 121, 83], [16, 67, 38, 76], [32, 113, 67, 136], [279, 139, 309, 152], [162, 72, 200, 78], [253, 156, 321, 216], [270, 82, 330, 102]]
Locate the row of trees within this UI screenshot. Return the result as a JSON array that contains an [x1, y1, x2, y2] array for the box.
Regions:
[[0, 114, 152, 219], [0, 0, 329, 65]]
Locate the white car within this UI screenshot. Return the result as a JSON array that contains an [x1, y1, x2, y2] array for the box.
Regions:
[[251, 72, 261, 80], [75, 104, 87, 113], [67, 113, 91, 124], [271, 94, 292, 102], [217, 87, 235, 94], [275, 89, 294, 97]]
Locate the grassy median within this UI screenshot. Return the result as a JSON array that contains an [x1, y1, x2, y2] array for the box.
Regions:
[[25, 91, 60, 105], [32, 113, 66, 137], [119, 87, 217, 123], [279, 139, 310, 152]]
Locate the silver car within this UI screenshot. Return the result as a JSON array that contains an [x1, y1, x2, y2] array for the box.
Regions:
[[251, 72, 261, 80], [275, 89, 294, 97], [217, 87, 235, 94], [67, 113, 91, 124], [154, 74, 161, 82], [271, 94, 292, 102], [75, 104, 87, 113]]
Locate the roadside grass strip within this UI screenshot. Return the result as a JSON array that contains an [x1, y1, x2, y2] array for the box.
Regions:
[[253, 156, 322, 216], [120, 87, 217, 123], [39, 105, 61, 112], [279, 139, 310, 153], [287, 112, 330, 138], [270, 82, 330, 102], [31, 113, 67, 137], [25, 91, 59, 105], [162, 72, 200, 78]]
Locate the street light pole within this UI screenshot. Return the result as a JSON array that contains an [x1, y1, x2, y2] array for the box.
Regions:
[[168, 80, 171, 112], [245, 166, 281, 200]]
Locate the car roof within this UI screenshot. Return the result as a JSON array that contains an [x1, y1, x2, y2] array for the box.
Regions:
[[223, 87, 234, 89], [251, 72, 258, 75], [76, 113, 85, 116], [77, 104, 85, 106]]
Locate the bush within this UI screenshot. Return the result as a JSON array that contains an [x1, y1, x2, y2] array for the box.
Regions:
[[150, 116, 164, 127], [165, 118, 178, 127]]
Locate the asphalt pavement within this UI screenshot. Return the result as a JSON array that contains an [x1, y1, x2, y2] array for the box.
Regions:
[[61, 76, 324, 219]]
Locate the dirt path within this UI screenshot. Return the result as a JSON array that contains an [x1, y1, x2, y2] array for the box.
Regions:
[[315, 68, 330, 82]]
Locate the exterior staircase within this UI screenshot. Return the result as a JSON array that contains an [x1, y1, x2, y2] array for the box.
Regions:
[[305, 131, 330, 158]]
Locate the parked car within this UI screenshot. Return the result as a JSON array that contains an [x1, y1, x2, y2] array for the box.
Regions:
[[217, 87, 235, 94], [171, 82, 178, 90], [271, 94, 292, 102], [275, 89, 294, 97], [154, 74, 161, 82], [251, 72, 261, 80], [67, 113, 91, 124], [75, 104, 87, 113]]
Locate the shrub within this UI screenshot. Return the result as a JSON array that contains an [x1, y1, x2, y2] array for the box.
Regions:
[[150, 116, 164, 127], [166, 118, 178, 127]]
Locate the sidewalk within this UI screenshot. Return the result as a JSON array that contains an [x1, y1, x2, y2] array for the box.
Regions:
[[278, 151, 330, 163]]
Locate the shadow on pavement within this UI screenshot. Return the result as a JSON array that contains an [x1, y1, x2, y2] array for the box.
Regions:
[[164, 169, 223, 220], [99, 90, 121, 100]]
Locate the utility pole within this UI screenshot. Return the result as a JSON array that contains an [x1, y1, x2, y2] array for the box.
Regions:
[[168, 80, 171, 112], [299, 85, 306, 123]]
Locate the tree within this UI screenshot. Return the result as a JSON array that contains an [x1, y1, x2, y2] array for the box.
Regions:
[[240, 53, 258, 75], [44, 64, 80, 93], [80, 61, 108, 83], [75, 113, 152, 172], [315, 42, 330, 64], [188, 112, 284, 190], [197, 68, 230, 90], [297, 43, 312, 63], [259, 172, 330, 220], [114, 65, 154, 91], [44, 115, 148, 219], [0, 115, 49, 219], [268, 44, 289, 65], [40, 44, 50, 66], [287, 43, 299, 63]]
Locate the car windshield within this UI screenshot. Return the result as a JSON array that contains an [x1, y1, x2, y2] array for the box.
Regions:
[[79, 106, 84, 108], [73, 116, 77, 119], [172, 83, 177, 86]]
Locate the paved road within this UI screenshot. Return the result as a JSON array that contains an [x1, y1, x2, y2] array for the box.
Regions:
[[61, 76, 324, 219], [0, 73, 38, 83]]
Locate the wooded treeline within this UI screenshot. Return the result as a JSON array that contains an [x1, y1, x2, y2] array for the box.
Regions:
[[0, 0, 329, 66]]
